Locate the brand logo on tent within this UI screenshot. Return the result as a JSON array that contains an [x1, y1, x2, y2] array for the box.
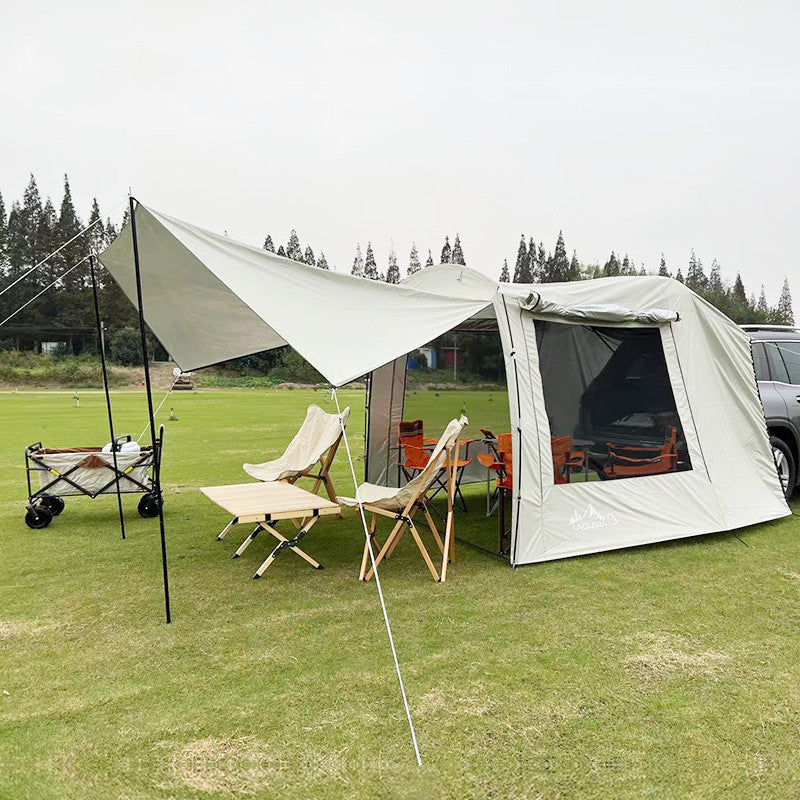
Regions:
[[569, 504, 618, 532]]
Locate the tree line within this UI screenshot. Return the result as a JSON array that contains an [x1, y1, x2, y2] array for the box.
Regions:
[[0, 174, 794, 360]]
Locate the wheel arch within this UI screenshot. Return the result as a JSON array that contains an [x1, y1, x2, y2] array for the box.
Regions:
[[768, 423, 800, 486]]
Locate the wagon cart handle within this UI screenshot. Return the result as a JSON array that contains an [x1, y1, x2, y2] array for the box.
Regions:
[[26, 442, 43, 454], [113, 434, 132, 451]]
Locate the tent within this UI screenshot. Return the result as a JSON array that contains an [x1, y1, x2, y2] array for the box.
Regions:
[[100, 203, 790, 567]]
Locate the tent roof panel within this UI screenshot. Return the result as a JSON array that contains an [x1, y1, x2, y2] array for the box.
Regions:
[[100, 203, 490, 384]]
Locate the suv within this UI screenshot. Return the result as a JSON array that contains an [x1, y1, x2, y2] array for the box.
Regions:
[[742, 325, 800, 499]]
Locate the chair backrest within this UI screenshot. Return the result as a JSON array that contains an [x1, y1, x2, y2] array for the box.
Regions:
[[662, 426, 678, 455], [403, 415, 468, 500], [398, 419, 424, 447], [496, 432, 513, 488], [281, 404, 350, 468], [398, 419, 428, 469], [551, 434, 571, 484]]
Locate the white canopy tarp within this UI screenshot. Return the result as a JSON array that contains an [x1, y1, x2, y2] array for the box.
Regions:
[[99, 204, 489, 386]]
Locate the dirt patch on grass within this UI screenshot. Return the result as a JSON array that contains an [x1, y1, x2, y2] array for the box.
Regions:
[[625, 633, 732, 681], [172, 737, 349, 794], [0, 619, 56, 640]]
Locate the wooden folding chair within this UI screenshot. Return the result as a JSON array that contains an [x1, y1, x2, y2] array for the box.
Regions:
[[339, 416, 468, 583], [216, 404, 349, 542], [397, 419, 472, 512]]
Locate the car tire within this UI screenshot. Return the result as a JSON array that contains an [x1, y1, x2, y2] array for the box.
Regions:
[[770, 436, 796, 500]]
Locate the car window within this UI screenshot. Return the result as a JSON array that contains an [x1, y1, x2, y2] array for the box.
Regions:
[[765, 342, 790, 383], [752, 342, 769, 381], [776, 341, 800, 385]]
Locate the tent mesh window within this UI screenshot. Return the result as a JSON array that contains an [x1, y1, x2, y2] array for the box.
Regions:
[[534, 321, 692, 483]]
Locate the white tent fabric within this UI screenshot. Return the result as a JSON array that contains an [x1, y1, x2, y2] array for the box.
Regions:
[[383, 267, 789, 563], [99, 204, 489, 386], [521, 291, 679, 325], [243, 403, 350, 482], [100, 206, 789, 565]]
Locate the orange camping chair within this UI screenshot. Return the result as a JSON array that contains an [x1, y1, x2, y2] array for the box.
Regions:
[[494, 433, 513, 554], [398, 419, 472, 511], [603, 426, 678, 478], [550, 435, 586, 484]]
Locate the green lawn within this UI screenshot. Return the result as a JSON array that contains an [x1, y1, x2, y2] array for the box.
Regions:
[[0, 388, 799, 799]]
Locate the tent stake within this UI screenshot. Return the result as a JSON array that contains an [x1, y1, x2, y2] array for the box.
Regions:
[[89, 256, 126, 541], [129, 197, 172, 624]]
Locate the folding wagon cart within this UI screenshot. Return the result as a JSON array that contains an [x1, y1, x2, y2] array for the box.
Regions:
[[24, 427, 165, 529]]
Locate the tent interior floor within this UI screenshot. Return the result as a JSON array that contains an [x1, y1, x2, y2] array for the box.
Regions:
[[1, 388, 799, 800]]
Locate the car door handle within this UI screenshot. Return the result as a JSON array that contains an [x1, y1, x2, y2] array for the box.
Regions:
[[796, 395, 800, 403]]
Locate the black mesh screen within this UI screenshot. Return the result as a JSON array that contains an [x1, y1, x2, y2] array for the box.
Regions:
[[534, 321, 692, 483]]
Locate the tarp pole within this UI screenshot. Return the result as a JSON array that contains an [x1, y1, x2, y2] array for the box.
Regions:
[[129, 197, 172, 624], [89, 255, 126, 541]]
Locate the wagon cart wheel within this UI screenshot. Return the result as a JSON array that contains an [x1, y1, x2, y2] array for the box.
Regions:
[[138, 493, 162, 518], [39, 495, 65, 516], [25, 505, 53, 529]]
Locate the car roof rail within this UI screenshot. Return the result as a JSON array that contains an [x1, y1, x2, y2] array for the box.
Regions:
[[740, 324, 800, 332]]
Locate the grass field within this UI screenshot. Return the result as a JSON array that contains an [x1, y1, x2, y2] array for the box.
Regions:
[[1, 387, 799, 799]]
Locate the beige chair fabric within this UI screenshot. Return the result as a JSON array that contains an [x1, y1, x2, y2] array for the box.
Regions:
[[243, 404, 350, 482], [339, 415, 467, 510]]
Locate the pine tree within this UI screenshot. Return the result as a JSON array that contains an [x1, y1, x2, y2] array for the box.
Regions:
[[303, 246, 315, 266], [451, 234, 465, 265], [386, 246, 400, 284], [317, 252, 329, 270], [537, 243, 547, 276], [778, 278, 794, 325], [543, 230, 570, 282], [263, 235, 275, 252], [709, 259, 722, 292], [9, 175, 42, 274], [407, 243, 421, 275], [55, 176, 85, 321], [687, 250, 707, 290], [658, 254, 669, 277], [440, 236, 452, 264], [0, 190, 7, 257], [351, 244, 364, 277], [364, 242, 379, 280], [675, 268, 684, 283], [602, 251, 620, 277], [499, 259, 510, 282], [425, 249, 434, 268], [527, 236, 537, 281], [621, 254, 633, 275], [86, 198, 107, 257], [757, 286, 768, 313], [277, 244, 287, 258], [513, 235, 530, 283], [286, 229, 303, 262], [733, 272, 747, 305], [567, 251, 581, 281]]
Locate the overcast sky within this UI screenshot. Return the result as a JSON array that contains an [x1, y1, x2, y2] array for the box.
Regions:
[[3, 0, 798, 311]]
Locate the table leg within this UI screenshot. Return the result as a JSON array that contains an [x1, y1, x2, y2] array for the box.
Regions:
[[253, 518, 322, 578], [232, 524, 263, 558]]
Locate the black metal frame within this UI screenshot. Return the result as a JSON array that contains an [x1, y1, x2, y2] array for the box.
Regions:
[[25, 431, 164, 505], [129, 196, 172, 624]]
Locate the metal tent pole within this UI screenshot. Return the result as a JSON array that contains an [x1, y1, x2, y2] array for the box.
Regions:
[[129, 197, 172, 624], [89, 255, 126, 541]]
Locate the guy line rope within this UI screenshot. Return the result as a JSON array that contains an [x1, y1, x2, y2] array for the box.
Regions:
[[331, 387, 423, 766]]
